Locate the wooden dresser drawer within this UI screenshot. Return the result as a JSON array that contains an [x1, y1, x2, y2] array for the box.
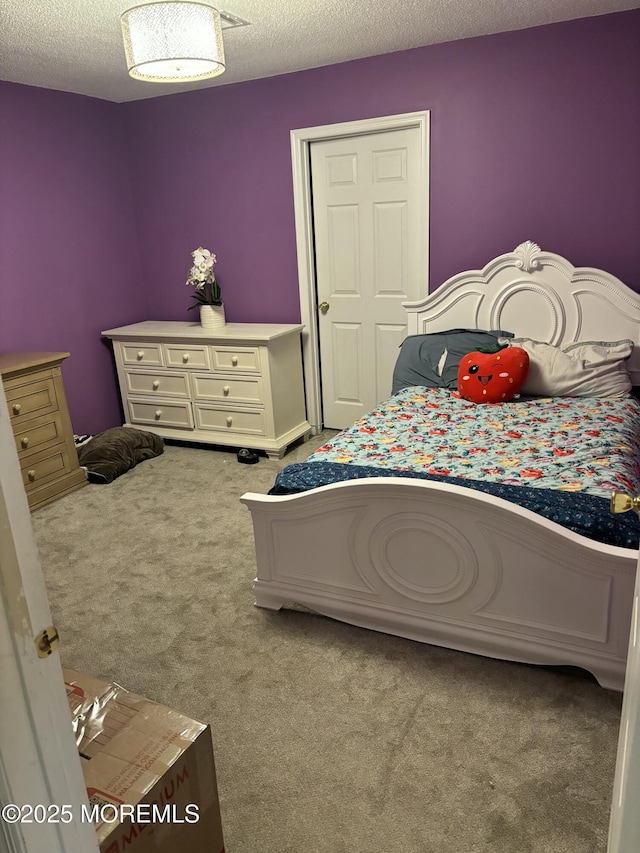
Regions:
[[164, 344, 210, 370], [5, 374, 59, 422], [211, 346, 260, 373], [124, 370, 190, 398], [0, 351, 87, 510], [21, 444, 76, 492], [13, 412, 66, 457], [194, 405, 266, 436], [120, 342, 164, 367], [128, 398, 194, 429], [192, 373, 263, 405]]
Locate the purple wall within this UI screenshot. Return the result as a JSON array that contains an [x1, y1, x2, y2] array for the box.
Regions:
[[1, 10, 639, 432], [0, 83, 146, 433], [123, 9, 640, 324]]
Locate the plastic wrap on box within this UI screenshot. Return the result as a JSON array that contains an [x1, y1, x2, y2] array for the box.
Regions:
[[63, 669, 224, 853]]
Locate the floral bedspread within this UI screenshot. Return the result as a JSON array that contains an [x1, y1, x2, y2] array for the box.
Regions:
[[270, 388, 640, 547], [309, 387, 640, 498]]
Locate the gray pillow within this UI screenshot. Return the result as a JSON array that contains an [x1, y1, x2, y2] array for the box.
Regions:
[[391, 329, 514, 395]]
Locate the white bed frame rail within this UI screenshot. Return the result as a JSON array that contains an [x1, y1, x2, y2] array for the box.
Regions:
[[241, 242, 640, 691], [243, 479, 636, 690]]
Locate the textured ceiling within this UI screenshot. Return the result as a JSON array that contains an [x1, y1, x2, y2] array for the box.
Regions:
[[1, 0, 639, 103]]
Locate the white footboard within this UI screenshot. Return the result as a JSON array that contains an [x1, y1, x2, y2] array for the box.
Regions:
[[241, 478, 637, 691]]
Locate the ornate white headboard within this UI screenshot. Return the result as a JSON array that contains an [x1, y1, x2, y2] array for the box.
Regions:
[[403, 241, 640, 385]]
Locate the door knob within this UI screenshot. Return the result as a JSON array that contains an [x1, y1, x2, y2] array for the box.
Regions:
[[318, 301, 330, 314], [611, 491, 640, 516]]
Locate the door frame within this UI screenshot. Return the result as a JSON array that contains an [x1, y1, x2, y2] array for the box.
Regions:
[[0, 383, 98, 853], [608, 547, 640, 851], [290, 110, 430, 432]]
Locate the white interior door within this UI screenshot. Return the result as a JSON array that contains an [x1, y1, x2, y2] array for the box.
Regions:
[[608, 527, 640, 851], [310, 125, 426, 428], [0, 383, 98, 852]]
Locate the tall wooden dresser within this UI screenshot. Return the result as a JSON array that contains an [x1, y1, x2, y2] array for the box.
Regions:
[[0, 352, 87, 510]]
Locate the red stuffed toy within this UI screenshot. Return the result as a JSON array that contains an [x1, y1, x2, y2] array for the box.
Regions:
[[457, 347, 529, 403]]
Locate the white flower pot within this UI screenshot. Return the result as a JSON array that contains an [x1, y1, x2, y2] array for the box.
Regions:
[[200, 304, 225, 329]]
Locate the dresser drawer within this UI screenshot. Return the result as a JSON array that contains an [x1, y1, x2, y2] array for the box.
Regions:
[[13, 411, 66, 457], [0, 352, 87, 510], [194, 405, 266, 436], [211, 346, 260, 373], [164, 344, 210, 370], [21, 444, 76, 492], [128, 398, 194, 429], [5, 375, 59, 423], [192, 373, 263, 405], [120, 342, 164, 367], [124, 370, 190, 399]]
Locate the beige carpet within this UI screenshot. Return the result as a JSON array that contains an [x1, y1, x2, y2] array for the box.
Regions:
[[32, 434, 622, 853]]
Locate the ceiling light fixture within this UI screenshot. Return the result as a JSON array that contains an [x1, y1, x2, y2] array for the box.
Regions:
[[121, 1, 226, 83]]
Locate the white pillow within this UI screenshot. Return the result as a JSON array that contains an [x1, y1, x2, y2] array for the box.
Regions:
[[498, 338, 633, 397]]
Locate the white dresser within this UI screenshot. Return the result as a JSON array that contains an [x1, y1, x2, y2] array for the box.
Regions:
[[102, 321, 311, 458]]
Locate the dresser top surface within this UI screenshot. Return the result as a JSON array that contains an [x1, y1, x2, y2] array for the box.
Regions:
[[0, 351, 70, 376], [101, 321, 304, 343]]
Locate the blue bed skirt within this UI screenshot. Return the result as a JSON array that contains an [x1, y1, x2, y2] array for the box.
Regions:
[[270, 461, 640, 549]]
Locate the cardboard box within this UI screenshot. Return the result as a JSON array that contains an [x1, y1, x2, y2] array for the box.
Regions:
[[63, 669, 225, 853]]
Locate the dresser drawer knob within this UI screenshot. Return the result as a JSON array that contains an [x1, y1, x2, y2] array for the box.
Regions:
[[231, 356, 238, 366], [182, 353, 190, 362], [28, 469, 37, 482], [12, 403, 21, 415], [223, 385, 230, 395], [137, 350, 145, 360], [21, 437, 29, 448], [226, 416, 233, 427], [152, 380, 160, 390], [155, 409, 162, 419]]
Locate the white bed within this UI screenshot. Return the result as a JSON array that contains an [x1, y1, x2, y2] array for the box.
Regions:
[[241, 242, 640, 691]]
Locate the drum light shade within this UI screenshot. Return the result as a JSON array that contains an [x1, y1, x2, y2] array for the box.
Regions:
[[121, 2, 226, 82]]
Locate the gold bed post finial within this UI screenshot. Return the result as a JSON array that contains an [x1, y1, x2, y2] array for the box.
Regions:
[[610, 491, 640, 516], [514, 241, 542, 273]]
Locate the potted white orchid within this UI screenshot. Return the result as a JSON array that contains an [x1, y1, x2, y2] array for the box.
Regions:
[[186, 247, 225, 328]]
